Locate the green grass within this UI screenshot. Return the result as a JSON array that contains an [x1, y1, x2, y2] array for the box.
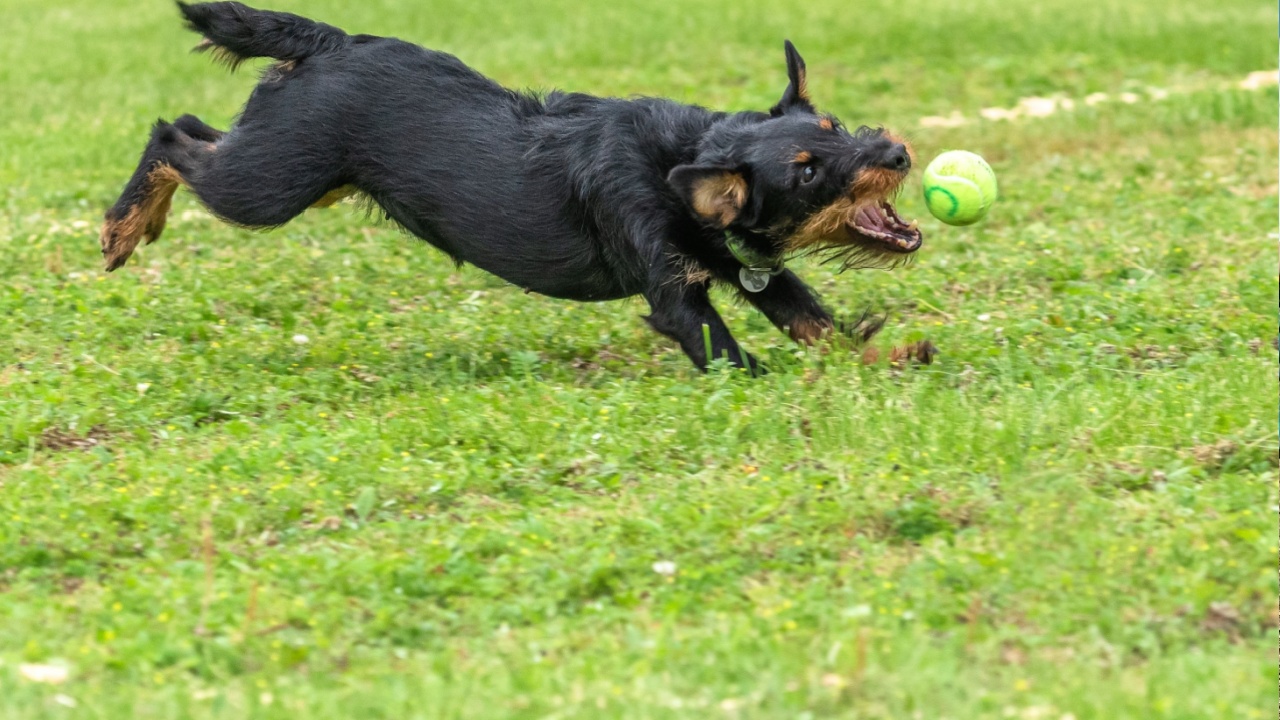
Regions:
[[1, 0, 1277, 717]]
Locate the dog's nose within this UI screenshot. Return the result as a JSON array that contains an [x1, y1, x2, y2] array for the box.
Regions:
[[881, 143, 911, 171]]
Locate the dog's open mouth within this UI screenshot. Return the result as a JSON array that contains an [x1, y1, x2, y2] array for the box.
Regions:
[[847, 201, 922, 253]]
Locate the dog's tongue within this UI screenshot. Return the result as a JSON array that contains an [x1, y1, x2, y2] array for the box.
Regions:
[[855, 205, 888, 232], [849, 201, 923, 253]]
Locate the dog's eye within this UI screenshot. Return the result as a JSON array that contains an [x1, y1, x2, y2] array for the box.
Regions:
[[800, 164, 817, 184]]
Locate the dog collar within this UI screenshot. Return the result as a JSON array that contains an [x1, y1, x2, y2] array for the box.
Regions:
[[726, 235, 785, 293]]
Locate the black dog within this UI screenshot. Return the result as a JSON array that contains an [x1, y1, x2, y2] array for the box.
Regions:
[[102, 2, 927, 373]]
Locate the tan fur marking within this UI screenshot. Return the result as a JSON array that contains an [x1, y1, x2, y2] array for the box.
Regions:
[[143, 165, 185, 244], [862, 341, 936, 366], [690, 173, 748, 227], [789, 317, 834, 344], [100, 164, 185, 270], [101, 205, 147, 270], [680, 264, 712, 286], [150, 164, 185, 188], [311, 185, 357, 208], [888, 340, 937, 366], [850, 167, 906, 201], [793, 150, 812, 164], [786, 196, 858, 252], [818, 117, 834, 131], [796, 73, 810, 103], [665, 253, 713, 287]]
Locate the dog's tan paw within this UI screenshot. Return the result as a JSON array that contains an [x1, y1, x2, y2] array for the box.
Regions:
[[861, 340, 938, 367]]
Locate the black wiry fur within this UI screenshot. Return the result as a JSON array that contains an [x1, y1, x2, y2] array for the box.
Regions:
[[101, 2, 925, 373]]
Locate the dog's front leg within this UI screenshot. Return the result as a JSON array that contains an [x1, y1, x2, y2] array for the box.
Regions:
[[739, 270, 884, 345], [643, 279, 761, 374], [738, 269, 834, 343]]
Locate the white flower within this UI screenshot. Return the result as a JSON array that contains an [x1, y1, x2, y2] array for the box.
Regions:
[[652, 560, 677, 576], [136, 382, 151, 395], [292, 334, 309, 344]]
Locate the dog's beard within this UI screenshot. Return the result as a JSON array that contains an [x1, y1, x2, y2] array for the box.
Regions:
[[782, 194, 921, 272], [812, 236, 918, 271]]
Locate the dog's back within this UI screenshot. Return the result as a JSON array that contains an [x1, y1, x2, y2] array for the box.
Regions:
[[112, 2, 695, 300]]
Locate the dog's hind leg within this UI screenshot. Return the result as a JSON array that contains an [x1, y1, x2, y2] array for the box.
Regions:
[[102, 113, 346, 270], [181, 121, 347, 229], [100, 116, 221, 271]]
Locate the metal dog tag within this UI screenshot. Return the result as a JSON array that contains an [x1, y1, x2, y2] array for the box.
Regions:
[[739, 267, 770, 293]]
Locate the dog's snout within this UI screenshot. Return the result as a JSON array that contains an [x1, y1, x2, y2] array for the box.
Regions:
[[881, 143, 910, 172]]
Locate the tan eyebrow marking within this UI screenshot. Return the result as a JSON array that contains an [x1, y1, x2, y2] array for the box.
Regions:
[[793, 150, 812, 163], [818, 117, 834, 131]]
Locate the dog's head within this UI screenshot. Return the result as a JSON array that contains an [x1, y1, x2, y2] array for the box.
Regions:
[[669, 41, 922, 270]]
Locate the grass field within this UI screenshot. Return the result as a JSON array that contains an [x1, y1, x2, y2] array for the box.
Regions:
[[1, 0, 1277, 717]]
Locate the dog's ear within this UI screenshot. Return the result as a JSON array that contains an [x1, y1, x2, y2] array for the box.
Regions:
[[668, 165, 749, 228], [770, 40, 815, 116]]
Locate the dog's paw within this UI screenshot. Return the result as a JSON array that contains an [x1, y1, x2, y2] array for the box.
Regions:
[[861, 340, 938, 367], [891, 340, 938, 366], [100, 221, 137, 272]]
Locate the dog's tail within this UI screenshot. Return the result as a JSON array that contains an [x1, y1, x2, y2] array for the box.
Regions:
[[177, 1, 347, 69]]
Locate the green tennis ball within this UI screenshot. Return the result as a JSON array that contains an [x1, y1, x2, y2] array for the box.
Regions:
[[922, 150, 998, 226]]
